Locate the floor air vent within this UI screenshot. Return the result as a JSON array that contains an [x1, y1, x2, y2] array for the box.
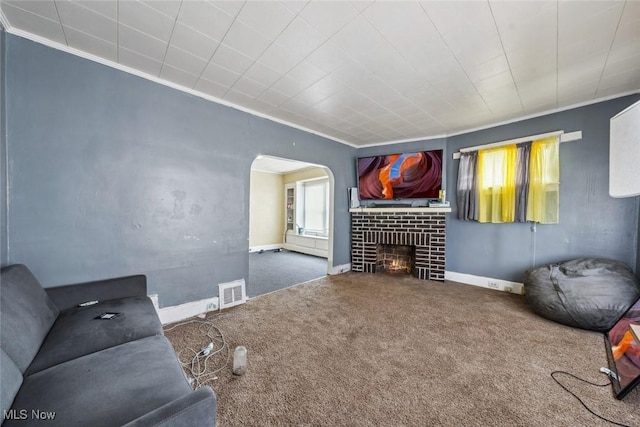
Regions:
[[218, 279, 247, 310]]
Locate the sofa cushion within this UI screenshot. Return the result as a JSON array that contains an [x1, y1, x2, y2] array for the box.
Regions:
[[5, 336, 193, 427], [1, 349, 23, 421], [0, 265, 59, 373], [25, 296, 163, 375]]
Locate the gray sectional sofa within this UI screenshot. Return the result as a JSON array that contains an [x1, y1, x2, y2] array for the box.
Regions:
[[0, 264, 216, 426]]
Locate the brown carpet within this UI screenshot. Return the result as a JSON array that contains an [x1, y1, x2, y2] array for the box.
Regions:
[[164, 273, 640, 426]]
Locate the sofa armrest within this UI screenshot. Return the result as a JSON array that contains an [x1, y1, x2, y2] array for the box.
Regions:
[[46, 275, 147, 311], [122, 387, 216, 427]]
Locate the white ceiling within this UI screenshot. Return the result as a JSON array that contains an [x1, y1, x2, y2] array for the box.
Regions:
[[251, 155, 318, 173], [1, 1, 639, 148]]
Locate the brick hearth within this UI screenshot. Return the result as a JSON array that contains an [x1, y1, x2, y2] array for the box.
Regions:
[[350, 208, 449, 281]]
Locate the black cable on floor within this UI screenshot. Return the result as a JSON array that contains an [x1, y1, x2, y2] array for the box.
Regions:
[[550, 371, 630, 427]]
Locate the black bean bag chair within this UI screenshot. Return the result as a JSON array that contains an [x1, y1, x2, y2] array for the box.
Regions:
[[524, 258, 640, 332]]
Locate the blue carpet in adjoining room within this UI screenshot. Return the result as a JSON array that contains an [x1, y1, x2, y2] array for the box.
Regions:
[[248, 250, 327, 297]]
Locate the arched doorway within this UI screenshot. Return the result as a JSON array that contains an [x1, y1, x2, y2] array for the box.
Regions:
[[248, 155, 335, 297]]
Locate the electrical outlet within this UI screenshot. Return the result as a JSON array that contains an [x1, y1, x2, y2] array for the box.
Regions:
[[206, 302, 217, 312], [488, 281, 499, 289]]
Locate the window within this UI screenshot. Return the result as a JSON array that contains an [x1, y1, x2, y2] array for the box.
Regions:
[[299, 178, 329, 237], [478, 145, 517, 223], [527, 138, 559, 224], [457, 136, 559, 224]]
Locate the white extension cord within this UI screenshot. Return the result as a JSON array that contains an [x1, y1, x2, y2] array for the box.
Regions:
[[163, 319, 230, 389]]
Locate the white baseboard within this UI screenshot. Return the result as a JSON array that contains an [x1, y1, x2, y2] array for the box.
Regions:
[[329, 263, 351, 275], [283, 243, 328, 258], [444, 271, 524, 295], [149, 294, 220, 325], [249, 244, 283, 252]]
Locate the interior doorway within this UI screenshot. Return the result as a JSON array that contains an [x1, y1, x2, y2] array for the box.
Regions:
[[248, 155, 334, 297]]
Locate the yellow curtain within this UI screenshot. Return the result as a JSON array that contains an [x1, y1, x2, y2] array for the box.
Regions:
[[527, 137, 559, 224], [477, 144, 517, 223]]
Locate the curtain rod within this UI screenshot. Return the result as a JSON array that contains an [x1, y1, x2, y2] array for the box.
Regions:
[[452, 130, 582, 159]]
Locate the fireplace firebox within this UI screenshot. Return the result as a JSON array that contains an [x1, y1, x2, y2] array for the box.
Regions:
[[376, 244, 415, 274]]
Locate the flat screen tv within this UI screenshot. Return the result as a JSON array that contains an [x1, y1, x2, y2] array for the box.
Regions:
[[357, 150, 443, 200], [604, 295, 640, 399]]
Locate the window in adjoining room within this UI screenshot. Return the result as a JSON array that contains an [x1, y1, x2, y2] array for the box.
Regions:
[[299, 178, 330, 237]]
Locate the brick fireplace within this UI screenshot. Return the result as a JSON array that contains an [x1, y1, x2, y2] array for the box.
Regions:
[[350, 207, 449, 281]]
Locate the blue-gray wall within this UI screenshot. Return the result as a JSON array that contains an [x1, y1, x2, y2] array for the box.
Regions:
[[360, 95, 640, 282], [5, 35, 355, 306], [1, 29, 7, 268]]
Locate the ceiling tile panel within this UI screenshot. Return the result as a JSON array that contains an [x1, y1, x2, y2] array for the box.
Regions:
[[422, 1, 498, 50], [507, 48, 558, 80], [258, 88, 291, 107], [348, 0, 372, 13], [258, 42, 307, 74], [454, 35, 504, 70], [118, 0, 175, 42], [329, 62, 370, 89], [612, 18, 640, 52], [269, 75, 305, 98], [312, 95, 345, 114], [480, 84, 521, 107], [177, 1, 234, 42], [206, 0, 245, 18], [210, 43, 254, 75], [169, 23, 219, 61], [608, 40, 640, 66], [56, 0, 116, 43], [118, 24, 167, 62], [280, 1, 308, 14], [1, 3, 67, 44], [597, 69, 640, 95], [331, 16, 394, 70], [558, 58, 606, 88], [474, 70, 517, 93], [237, 1, 295, 40], [292, 75, 346, 106], [141, 0, 182, 19], [163, 44, 208, 76], [465, 54, 510, 84], [223, 88, 257, 106], [4, 0, 59, 21], [201, 61, 240, 88], [222, 20, 272, 60], [118, 46, 162, 76], [232, 76, 268, 98], [517, 77, 557, 109], [299, 1, 358, 38], [285, 60, 328, 91], [364, 2, 454, 73], [243, 62, 282, 88], [64, 25, 117, 61], [274, 17, 326, 60], [305, 41, 349, 74], [71, 0, 116, 20], [420, 56, 469, 89], [491, 1, 557, 52], [159, 64, 199, 88], [603, 53, 640, 79], [558, 0, 624, 33]]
